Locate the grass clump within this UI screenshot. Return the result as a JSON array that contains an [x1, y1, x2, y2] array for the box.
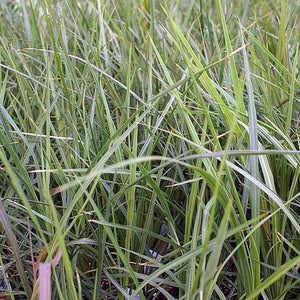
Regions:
[[0, 0, 299, 299]]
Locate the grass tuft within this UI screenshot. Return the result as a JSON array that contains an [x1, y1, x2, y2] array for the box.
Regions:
[[0, 1, 299, 299]]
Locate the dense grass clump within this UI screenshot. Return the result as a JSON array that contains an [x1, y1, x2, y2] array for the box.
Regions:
[[0, 0, 299, 299]]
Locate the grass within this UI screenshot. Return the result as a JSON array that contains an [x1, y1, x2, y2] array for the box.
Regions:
[[0, 0, 299, 299]]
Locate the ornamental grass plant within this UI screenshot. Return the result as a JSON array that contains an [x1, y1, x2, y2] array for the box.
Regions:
[[0, 0, 299, 299]]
